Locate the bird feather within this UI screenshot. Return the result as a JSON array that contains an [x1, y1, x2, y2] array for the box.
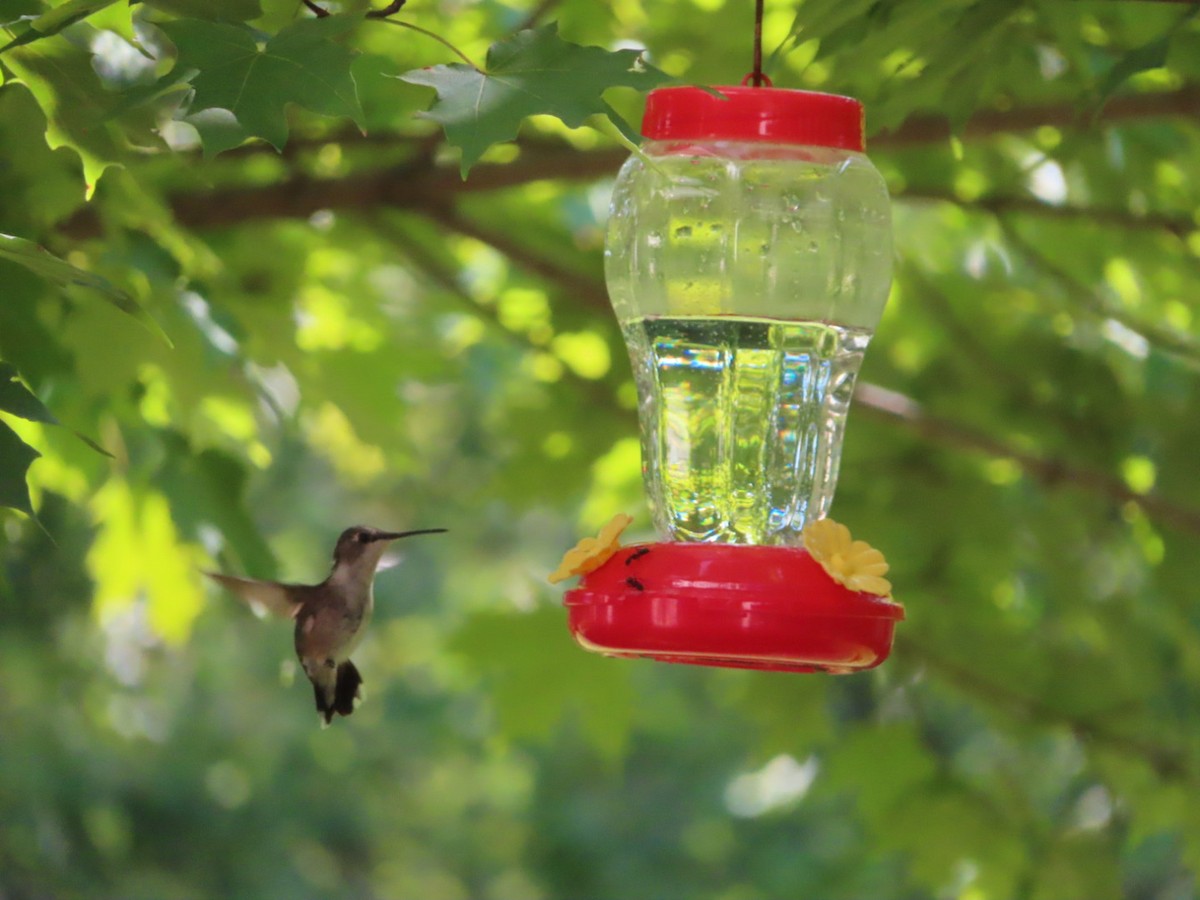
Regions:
[[204, 572, 302, 620]]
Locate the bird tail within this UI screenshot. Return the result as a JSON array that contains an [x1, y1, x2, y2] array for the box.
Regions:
[[309, 660, 365, 727], [333, 660, 363, 719]]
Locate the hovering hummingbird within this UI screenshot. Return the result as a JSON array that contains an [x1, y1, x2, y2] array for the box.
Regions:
[[206, 525, 447, 727]]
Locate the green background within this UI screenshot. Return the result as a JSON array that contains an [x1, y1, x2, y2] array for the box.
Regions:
[[2, 0, 1199, 897]]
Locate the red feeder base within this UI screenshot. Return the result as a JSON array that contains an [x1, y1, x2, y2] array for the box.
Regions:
[[563, 542, 904, 673]]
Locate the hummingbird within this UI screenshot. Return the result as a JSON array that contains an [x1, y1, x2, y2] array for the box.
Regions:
[[206, 525, 447, 727]]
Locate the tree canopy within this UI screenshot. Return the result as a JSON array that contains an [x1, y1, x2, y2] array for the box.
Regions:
[[2, 0, 1200, 897]]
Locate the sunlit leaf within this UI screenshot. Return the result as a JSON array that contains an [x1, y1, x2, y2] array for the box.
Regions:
[[0, 0, 120, 53], [87, 481, 205, 643], [3, 37, 126, 196], [0, 362, 57, 425]]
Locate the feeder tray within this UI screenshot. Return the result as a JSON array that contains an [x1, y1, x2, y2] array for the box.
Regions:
[[564, 542, 904, 673]]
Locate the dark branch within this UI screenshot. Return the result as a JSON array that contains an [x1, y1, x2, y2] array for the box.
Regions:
[[902, 636, 1190, 781], [59, 144, 629, 239], [419, 204, 612, 315], [403, 206, 1200, 540], [897, 189, 1196, 238], [874, 85, 1200, 147], [517, 0, 561, 30], [375, 213, 630, 419], [164, 84, 1200, 167], [366, 0, 406, 19], [302, 0, 405, 18], [998, 220, 1200, 367], [854, 383, 1200, 537], [58, 81, 1200, 238]]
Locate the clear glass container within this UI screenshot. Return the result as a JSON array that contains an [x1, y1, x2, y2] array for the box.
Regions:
[[605, 86, 893, 545]]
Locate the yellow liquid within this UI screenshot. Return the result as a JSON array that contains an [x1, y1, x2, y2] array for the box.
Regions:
[[622, 315, 870, 544]]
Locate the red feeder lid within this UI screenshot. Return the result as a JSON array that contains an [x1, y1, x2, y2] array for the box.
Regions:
[[641, 84, 865, 152], [564, 543, 903, 673]]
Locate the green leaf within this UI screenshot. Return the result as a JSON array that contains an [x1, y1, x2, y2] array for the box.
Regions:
[[4, 37, 125, 197], [0, 233, 170, 344], [0, 362, 110, 457], [184, 107, 250, 157], [0, 362, 57, 424], [142, 0, 262, 22], [160, 15, 364, 152], [1095, 7, 1199, 111], [0, 418, 39, 517], [1096, 36, 1171, 110], [400, 23, 671, 176], [30, 0, 118, 33]]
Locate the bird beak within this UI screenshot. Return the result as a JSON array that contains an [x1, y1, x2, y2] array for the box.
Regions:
[[370, 528, 448, 543]]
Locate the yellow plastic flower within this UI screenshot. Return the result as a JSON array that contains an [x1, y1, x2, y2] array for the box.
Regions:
[[802, 518, 893, 597], [548, 513, 634, 584]]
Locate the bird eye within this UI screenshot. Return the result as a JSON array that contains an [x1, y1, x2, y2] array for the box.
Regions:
[[356, 532, 370, 544]]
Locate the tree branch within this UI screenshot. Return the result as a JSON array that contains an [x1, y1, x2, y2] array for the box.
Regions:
[[853, 382, 1200, 537], [59, 145, 629, 239], [375, 212, 631, 419], [418, 203, 612, 315], [243, 85, 1200, 161], [58, 85, 1191, 239], [365, 0, 406, 18], [301, 0, 405, 16], [901, 636, 1190, 781], [998, 219, 1200, 367], [873, 85, 1200, 147], [401, 204, 1200, 542], [897, 189, 1197, 238], [517, 0, 561, 30]]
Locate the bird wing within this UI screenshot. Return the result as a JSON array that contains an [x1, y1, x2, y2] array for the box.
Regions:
[[204, 572, 302, 620]]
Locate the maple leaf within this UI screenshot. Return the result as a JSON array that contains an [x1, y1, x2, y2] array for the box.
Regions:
[[400, 23, 671, 176], [161, 15, 364, 152]]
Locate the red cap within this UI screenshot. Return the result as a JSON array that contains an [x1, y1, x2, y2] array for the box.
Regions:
[[641, 85, 865, 152]]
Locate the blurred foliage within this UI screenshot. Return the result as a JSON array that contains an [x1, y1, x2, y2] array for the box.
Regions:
[[2, 0, 1200, 898]]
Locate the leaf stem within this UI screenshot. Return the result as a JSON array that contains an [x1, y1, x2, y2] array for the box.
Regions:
[[377, 18, 482, 71]]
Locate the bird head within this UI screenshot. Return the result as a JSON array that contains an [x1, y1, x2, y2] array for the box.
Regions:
[[330, 525, 447, 576]]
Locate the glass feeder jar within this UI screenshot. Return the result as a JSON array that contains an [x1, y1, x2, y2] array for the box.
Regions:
[[563, 84, 902, 674], [606, 84, 893, 544]]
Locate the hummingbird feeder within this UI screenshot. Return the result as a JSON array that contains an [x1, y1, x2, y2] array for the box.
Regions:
[[551, 80, 904, 673]]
